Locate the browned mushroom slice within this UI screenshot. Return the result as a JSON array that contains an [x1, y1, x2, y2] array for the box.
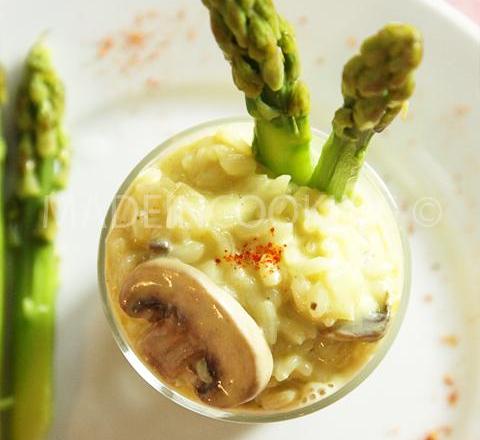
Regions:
[[119, 257, 273, 408], [148, 239, 171, 254], [326, 301, 391, 342]]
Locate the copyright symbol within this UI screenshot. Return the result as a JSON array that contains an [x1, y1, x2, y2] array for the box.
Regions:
[[412, 197, 443, 228]]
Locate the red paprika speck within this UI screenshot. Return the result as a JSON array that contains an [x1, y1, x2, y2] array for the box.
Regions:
[[221, 238, 284, 270], [97, 36, 114, 58], [124, 30, 147, 47], [214, 258, 221, 264]]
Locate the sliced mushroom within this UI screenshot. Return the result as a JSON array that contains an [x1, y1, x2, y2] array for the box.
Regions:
[[148, 238, 171, 255], [326, 301, 391, 342], [119, 257, 273, 408]]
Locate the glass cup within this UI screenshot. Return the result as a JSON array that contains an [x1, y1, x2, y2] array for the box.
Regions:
[[98, 117, 411, 423]]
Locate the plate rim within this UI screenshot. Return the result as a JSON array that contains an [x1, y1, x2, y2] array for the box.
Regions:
[[420, 0, 480, 41]]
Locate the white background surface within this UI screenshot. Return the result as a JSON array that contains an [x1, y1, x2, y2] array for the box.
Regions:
[[0, 0, 479, 439]]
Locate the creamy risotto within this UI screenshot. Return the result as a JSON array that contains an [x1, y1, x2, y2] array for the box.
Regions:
[[104, 126, 403, 411]]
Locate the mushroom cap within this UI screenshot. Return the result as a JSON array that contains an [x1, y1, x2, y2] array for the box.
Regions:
[[119, 257, 273, 408]]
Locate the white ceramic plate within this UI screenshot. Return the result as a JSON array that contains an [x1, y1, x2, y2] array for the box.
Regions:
[[1, 0, 479, 438]]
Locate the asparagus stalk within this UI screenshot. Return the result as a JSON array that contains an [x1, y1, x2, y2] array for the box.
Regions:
[[0, 66, 7, 411], [310, 24, 423, 200], [9, 42, 69, 440], [202, 0, 313, 185]]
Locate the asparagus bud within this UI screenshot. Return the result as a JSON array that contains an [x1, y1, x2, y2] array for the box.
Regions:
[[311, 24, 423, 200], [0, 66, 6, 161], [203, 0, 312, 184], [15, 42, 70, 238], [335, 23, 422, 139]]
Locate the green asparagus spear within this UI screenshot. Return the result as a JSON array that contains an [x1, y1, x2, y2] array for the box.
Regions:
[[310, 24, 423, 200], [0, 66, 7, 411], [202, 0, 313, 185], [10, 42, 69, 440]]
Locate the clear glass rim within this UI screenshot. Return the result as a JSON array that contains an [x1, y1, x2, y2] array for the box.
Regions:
[[97, 116, 412, 423]]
